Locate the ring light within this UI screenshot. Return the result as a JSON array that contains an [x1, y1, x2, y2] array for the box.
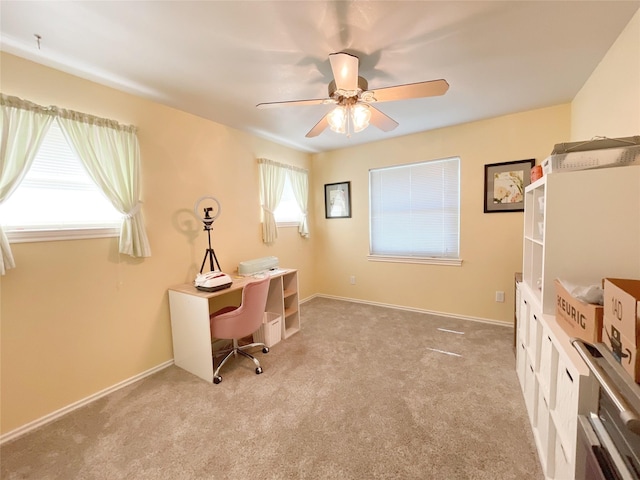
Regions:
[[194, 196, 221, 228], [194, 195, 223, 272]]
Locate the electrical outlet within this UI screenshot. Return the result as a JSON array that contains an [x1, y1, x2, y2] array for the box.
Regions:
[[495, 291, 505, 303], [350, 275, 356, 285]]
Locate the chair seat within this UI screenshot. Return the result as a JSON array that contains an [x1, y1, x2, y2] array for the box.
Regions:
[[211, 305, 238, 317], [208, 276, 271, 384]]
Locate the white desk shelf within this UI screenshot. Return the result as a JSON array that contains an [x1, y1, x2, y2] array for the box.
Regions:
[[282, 271, 300, 338]]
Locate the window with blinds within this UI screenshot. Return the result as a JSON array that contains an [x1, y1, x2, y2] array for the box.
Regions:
[[0, 119, 122, 233], [369, 157, 461, 263]]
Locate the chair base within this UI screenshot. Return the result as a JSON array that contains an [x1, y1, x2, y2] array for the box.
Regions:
[[212, 339, 269, 384]]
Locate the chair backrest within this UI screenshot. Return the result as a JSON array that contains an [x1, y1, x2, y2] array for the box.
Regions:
[[210, 276, 270, 340]]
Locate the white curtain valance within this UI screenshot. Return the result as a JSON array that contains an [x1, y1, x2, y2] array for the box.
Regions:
[[1, 94, 137, 133], [257, 157, 308, 174]]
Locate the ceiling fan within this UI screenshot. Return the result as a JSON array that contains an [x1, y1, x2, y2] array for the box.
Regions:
[[256, 52, 449, 138]]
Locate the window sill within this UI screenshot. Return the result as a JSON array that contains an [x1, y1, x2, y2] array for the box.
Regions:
[[6, 227, 119, 243], [275, 222, 300, 228], [367, 255, 463, 266]]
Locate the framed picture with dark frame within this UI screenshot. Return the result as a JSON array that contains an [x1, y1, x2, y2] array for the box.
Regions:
[[484, 159, 535, 213], [324, 181, 351, 219]]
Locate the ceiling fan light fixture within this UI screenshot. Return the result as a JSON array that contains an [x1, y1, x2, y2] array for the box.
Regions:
[[327, 103, 371, 135], [351, 103, 371, 133], [327, 105, 347, 133]]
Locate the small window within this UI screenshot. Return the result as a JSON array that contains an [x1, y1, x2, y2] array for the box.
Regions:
[[0, 120, 122, 238], [274, 174, 303, 225], [369, 157, 461, 264]]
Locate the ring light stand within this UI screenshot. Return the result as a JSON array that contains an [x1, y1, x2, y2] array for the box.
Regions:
[[194, 196, 222, 273]]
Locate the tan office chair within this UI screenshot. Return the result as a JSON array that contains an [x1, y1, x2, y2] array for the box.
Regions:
[[209, 276, 270, 384]]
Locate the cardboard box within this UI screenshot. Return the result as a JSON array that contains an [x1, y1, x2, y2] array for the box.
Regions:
[[603, 278, 640, 342], [601, 325, 640, 382], [554, 279, 604, 343], [602, 278, 640, 382], [555, 279, 603, 343]]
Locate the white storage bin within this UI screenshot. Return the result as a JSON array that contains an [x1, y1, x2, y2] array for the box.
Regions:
[[554, 360, 578, 460], [524, 362, 538, 427], [517, 341, 527, 392], [554, 435, 572, 480], [253, 312, 282, 348], [534, 386, 554, 474], [527, 310, 542, 369], [538, 332, 558, 409], [519, 295, 530, 345]]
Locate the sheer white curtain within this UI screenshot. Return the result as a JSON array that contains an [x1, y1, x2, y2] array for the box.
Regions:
[[289, 168, 309, 238], [56, 111, 151, 257], [258, 158, 286, 244], [0, 95, 54, 275]]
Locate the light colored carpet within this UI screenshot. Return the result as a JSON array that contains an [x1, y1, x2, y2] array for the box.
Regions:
[[1, 297, 543, 479]]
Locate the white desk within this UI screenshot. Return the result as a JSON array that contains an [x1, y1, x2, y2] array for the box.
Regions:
[[168, 269, 299, 382]]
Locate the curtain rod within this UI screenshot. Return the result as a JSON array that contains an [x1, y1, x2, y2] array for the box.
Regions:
[[257, 157, 308, 174], [0, 93, 137, 133]]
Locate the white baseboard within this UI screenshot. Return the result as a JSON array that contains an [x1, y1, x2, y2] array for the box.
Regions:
[[310, 294, 512, 328], [299, 293, 318, 304], [0, 359, 174, 446]]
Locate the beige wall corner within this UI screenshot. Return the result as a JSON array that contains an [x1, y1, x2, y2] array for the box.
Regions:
[[571, 9, 640, 139], [311, 104, 571, 325]]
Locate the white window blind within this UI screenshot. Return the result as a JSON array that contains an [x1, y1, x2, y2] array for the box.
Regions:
[[0, 120, 122, 231], [369, 157, 460, 260]]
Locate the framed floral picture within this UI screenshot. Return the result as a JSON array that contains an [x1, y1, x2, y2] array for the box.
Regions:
[[483, 159, 535, 213]]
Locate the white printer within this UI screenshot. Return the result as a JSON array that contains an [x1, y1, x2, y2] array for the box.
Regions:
[[238, 256, 279, 276]]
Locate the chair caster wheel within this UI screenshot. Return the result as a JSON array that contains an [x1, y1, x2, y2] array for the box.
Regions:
[[255, 367, 263, 375], [262, 347, 269, 354], [213, 375, 222, 384]]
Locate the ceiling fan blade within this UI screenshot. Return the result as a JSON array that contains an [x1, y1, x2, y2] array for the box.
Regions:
[[329, 52, 359, 92], [257, 98, 330, 109], [369, 79, 449, 103], [369, 106, 399, 132], [305, 113, 330, 138]]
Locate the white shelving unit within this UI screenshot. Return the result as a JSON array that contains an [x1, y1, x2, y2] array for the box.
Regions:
[[522, 180, 545, 304], [517, 165, 640, 479], [517, 296, 596, 479], [523, 166, 640, 316], [265, 269, 300, 339], [282, 271, 300, 338]]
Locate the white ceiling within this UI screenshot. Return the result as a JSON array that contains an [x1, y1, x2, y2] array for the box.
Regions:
[[1, 1, 639, 153]]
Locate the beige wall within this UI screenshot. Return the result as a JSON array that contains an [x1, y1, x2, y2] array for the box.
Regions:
[[571, 10, 640, 139], [311, 105, 570, 323], [0, 53, 315, 435]]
